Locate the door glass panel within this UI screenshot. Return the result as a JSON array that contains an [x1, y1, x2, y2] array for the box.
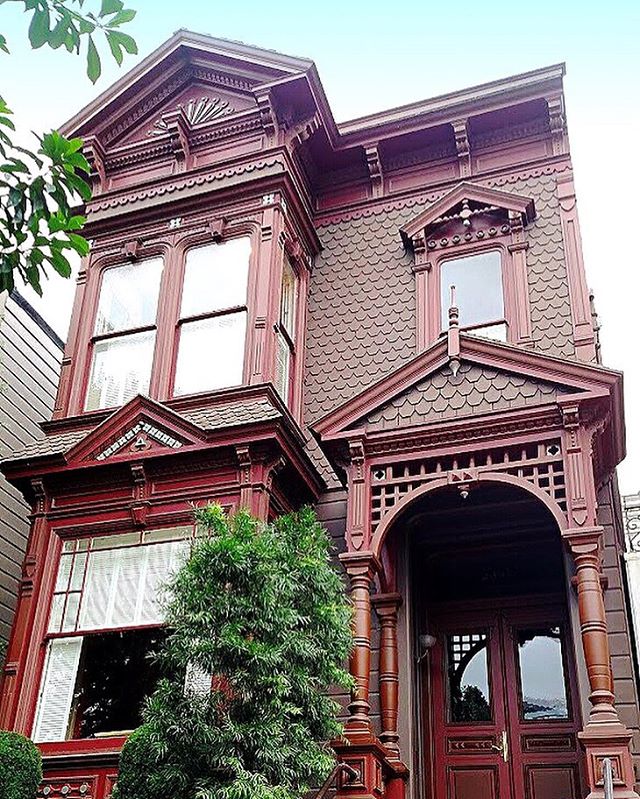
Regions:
[[517, 627, 569, 721], [447, 632, 492, 723]]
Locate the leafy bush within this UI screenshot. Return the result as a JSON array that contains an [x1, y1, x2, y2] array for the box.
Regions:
[[114, 505, 353, 799], [0, 731, 42, 799]]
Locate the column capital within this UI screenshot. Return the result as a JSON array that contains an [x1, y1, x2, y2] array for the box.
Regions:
[[372, 592, 403, 618], [340, 551, 381, 580], [564, 525, 605, 556]]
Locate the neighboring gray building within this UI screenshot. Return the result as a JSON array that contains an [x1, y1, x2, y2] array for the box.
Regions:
[[0, 291, 63, 646]]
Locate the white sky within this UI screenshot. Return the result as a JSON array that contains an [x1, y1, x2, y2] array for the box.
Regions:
[[3, 0, 639, 493]]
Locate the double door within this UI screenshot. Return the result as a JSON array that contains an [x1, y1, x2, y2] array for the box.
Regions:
[[427, 602, 583, 799]]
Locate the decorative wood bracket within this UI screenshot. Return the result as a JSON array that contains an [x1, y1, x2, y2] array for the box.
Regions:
[[546, 95, 568, 156], [161, 107, 191, 170], [208, 216, 227, 242], [365, 145, 383, 198], [255, 90, 279, 139], [451, 119, 471, 177], [82, 135, 106, 195]]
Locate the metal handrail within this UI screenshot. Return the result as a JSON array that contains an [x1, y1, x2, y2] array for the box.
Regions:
[[313, 762, 359, 799], [602, 757, 614, 799]]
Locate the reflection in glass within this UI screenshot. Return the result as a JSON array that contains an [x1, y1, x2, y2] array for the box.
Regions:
[[518, 627, 569, 721], [447, 632, 492, 722], [440, 251, 504, 330]]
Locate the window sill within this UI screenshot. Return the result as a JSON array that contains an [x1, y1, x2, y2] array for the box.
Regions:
[[39, 736, 128, 761]]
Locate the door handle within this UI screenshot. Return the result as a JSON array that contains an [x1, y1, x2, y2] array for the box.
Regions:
[[491, 730, 509, 763]]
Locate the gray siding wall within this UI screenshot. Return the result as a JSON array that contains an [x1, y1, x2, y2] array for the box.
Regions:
[[0, 292, 62, 646]]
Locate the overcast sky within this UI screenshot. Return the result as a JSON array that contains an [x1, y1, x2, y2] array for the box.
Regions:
[[3, 0, 639, 492]]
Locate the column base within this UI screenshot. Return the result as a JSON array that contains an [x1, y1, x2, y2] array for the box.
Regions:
[[579, 723, 639, 799], [332, 736, 409, 799]]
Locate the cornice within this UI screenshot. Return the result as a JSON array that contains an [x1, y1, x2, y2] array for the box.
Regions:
[[314, 158, 573, 227]]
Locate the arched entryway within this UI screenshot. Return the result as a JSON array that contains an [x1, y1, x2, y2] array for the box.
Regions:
[[378, 479, 585, 799]]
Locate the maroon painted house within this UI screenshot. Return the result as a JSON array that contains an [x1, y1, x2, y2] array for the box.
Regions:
[[1, 31, 639, 799]]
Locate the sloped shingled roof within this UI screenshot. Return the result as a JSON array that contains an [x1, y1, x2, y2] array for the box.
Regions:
[[6, 397, 282, 463]]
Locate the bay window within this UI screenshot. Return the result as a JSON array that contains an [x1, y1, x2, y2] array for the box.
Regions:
[[33, 527, 191, 743], [174, 238, 251, 396], [274, 258, 297, 402], [86, 258, 163, 411], [439, 250, 506, 341]]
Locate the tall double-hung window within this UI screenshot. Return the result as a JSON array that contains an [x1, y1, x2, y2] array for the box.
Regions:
[[174, 238, 251, 396], [86, 258, 163, 410], [274, 258, 297, 402], [33, 528, 192, 742]]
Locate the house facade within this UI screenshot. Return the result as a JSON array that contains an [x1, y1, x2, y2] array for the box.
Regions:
[[0, 291, 63, 648], [1, 31, 639, 799]]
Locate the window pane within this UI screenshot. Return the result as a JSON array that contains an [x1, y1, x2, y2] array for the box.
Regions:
[[181, 238, 251, 317], [33, 637, 83, 742], [95, 259, 162, 335], [275, 331, 291, 401], [280, 258, 297, 340], [466, 322, 508, 342], [174, 312, 246, 396], [440, 251, 503, 330], [518, 627, 569, 720], [68, 629, 166, 739], [85, 330, 155, 411], [447, 632, 492, 722]]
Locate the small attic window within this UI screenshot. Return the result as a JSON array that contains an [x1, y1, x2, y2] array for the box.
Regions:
[[440, 250, 507, 342]]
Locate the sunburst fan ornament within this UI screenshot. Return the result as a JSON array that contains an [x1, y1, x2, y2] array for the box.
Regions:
[[149, 96, 234, 135]]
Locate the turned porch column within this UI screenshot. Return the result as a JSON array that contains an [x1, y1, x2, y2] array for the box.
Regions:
[[340, 552, 380, 740], [373, 593, 402, 758], [568, 530, 617, 725]]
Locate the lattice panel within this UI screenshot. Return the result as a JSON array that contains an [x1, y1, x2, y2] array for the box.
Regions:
[[623, 492, 640, 553], [371, 440, 566, 530]]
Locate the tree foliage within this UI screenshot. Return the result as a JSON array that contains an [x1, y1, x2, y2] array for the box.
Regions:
[[0, 0, 138, 295], [114, 505, 354, 799], [0, 731, 43, 799]]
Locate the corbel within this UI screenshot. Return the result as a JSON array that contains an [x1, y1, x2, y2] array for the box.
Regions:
[[409, 233, 430, 272], [123, 239, 142, 260], [365, 144, 383, 198], [82, 134, 106, 195], [161, 107, 191, 170], [285, 112, 321, 149], [546, 95, 567, 156], [208, 216, 227, 242], [451, 119, 471, 178], [255, 89, 279, 140], [129, 461, 149, 528], [30, 478, 47, 516]]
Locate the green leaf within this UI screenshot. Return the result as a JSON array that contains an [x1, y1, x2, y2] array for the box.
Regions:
[[86, 35, 101, 83], [48, 20, 67, 49], [0, 34, 9, 54], [79, 18, 95, 34], [28, 7, 51, 49], [108, 8, 136, 26], [65, 171, 92, 202], [67, 232, 90, 256], [100, 0, 124, 15], [48, 247, 72, 277], [105, 28, 137, 55], [105, 30, 123, 65]]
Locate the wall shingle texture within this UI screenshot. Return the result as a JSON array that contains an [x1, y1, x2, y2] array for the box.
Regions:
[[305, 168, 576, 423], [356, 362, 562, 431]]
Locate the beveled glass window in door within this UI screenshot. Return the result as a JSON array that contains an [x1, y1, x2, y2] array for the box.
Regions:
[[86, 258, 163, 410], [517, 627, 569, 721], [174, 238, 251, 396], [440, 251, 506, 341], [447, 632, 492, 722]]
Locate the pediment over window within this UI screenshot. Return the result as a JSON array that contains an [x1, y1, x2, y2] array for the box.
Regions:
[[400, 182, 536, 251], [66, 396, 205, 464]]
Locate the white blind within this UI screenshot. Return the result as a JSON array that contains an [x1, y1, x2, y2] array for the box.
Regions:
[[275, 331, 290, 401], [33, 638, 82, 742], [76, 539, 189, 631]]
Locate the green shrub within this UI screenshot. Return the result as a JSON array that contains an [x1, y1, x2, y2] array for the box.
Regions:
[[0, 731, 42, 799], [114, 505, 353, 799]]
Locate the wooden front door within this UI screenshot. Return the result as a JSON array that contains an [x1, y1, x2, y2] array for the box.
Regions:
[[427, 602, 583, 799]]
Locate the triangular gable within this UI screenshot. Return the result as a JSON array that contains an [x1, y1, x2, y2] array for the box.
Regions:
[[313, 334, 623, 440], [60, 30, 315, 147], [400, 181, 536, 246], [66, 395, 205, 465]]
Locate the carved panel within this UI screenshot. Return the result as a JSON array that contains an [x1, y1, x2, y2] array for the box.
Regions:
[[39, 777, 97, 798], [522, 734, 575, 753], [447, 735, 496, 754], [447, 766, 499, 799], [623, 492, 640, 552]]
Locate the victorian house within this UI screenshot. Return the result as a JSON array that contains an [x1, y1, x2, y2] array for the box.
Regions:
[[1, 31, 639, 799]]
